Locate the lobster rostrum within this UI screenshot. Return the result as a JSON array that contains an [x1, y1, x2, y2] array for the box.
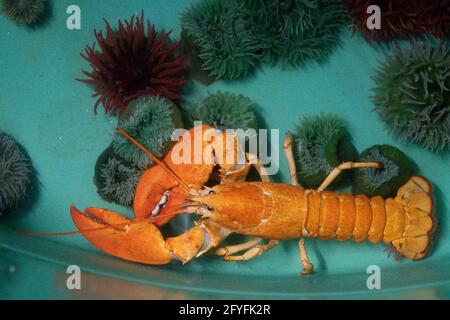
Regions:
[[57, 125, 436, 274]]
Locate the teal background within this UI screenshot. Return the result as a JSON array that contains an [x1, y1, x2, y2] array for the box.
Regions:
[[0, 0, 448, 299]]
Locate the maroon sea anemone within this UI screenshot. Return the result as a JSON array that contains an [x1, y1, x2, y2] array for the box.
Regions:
[[344, 0, 420, 41], [344, 0, 448, 42], [78, 11, 188, 115], [418, 0, 450, 39]]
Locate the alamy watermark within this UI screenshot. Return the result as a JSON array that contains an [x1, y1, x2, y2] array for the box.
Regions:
[[66, 5, 81, 30], [66, 265, 81, 290], [366, 5, 381, 30], [366, 265, 381, 290]]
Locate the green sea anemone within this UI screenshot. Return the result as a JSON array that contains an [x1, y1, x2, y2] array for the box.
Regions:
[[94, 146, 143, 206], [372, 42, 450, 152], [294, 114, 357, 189], [353, 145, 413, 198], [1, 0, 48, 26], [112, 96, 183, 168], [0, 132, 31, 216], [241, 0, 349, 65], [185, 91, 258, 131], [180, 0, 262, 80]]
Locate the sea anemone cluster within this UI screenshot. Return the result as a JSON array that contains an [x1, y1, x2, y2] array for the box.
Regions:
[[293, 114, 357, 189], [112, 96, 183, 169], [344, 0, 449, 42], [180, 0, 348, 81], [372, 42, 450, 152], [353, 145, 413, 197], [79, 11, 188, 116], [292, 114, 415, 194], [180, 0, 262, 80], [185, 91, 258, 131], [0, 132, 31, 216], [1, 0, 48, 26], [94, 146, 143, 206], [241, 0, 349, 65], [93, 96, 182, 206]]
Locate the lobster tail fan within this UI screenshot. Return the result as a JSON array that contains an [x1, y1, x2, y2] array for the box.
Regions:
[[391, 176, 434, 260]]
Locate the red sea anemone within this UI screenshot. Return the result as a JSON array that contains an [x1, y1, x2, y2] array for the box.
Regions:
[[78, 11, 187, 115], [344, 0, 449, 42], [418, 0, 450, 39]]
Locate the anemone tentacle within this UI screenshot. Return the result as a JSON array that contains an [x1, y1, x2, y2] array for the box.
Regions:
[[185, 91, 258, 131], [1, 0, 48, 26], [112, 96, 183, 168], [181, 0, 263, 80], [353, 145, 413, 198], [79, 11, 187, 115], [0, 132, 31, 216], [294, 114, 357, 189], [241, 0, 349, 65], [372, 42, 450, 152]]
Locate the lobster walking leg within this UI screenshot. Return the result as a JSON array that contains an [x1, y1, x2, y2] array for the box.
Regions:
[[318, 162, 381, 191], [284, 132, 314, 275], [299, 239, 314, 275], [214, 237, 263, 256], [283, 132, 300, 186], [223, 240, 279, 261], [246, 153, 271, 182]]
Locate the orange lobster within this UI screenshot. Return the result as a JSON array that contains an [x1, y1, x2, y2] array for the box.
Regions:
[[63, 124, 436, 275], [32, 125, 436, 275]]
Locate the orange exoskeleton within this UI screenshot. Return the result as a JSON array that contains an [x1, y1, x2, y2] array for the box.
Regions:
[[24, 126, 436, 275]]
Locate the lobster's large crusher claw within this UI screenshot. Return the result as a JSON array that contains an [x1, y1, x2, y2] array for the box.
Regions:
[[70, 205, 173, 265]]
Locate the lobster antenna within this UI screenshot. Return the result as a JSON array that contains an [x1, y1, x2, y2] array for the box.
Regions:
[[15, 210, 187, 237], [117, 128, 190, 192]]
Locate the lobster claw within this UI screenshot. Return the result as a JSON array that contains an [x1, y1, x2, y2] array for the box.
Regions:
[[133, 125, 217, 226], [70, 205, 173, 265], [133, 165, 191, 226]]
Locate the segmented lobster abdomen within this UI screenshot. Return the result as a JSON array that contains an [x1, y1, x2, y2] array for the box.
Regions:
[[304, 176, 434, 260], [304, 191, 381, 243]]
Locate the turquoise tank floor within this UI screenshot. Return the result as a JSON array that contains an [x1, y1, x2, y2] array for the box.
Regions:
[[0, 0, 449, 299]]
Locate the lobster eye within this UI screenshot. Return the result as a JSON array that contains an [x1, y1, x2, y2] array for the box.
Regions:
[[208, 190, 215, 195], [207, 206, 214, 211]]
